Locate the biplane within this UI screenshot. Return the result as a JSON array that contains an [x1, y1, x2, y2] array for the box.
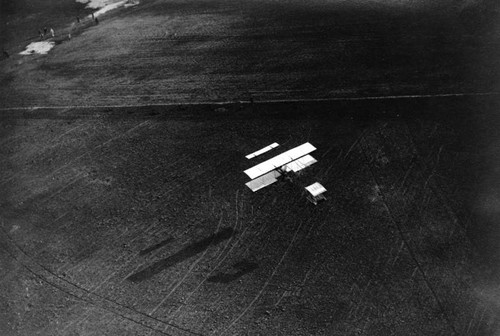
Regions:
[[243, 142, 327, 204]]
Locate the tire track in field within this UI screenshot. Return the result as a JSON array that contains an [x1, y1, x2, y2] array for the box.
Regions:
[[146, 211, 227, 317], [0, 218, 203, 336], [169, 193, 270, 324], [63, 210, 192, 336], [358, 135, 459, 336], [17, 120, 94, 165], [192, 193, 289, 332], [268, 205, 334, 309], [194, 193, 304, 333], [0, 123, 195, 334], [59, 217, 161, 276], [372, 121, 476, 289], [150, 193, 244, 336], [50, 146, 236, 325], [112, 153, 235, 290], [215, 211, 310, 336], [0, 120, 152, 188], [0, 120, 92, 185], [1, 91, 499, 112], [159, 191, 254, 334], [402, 120, 472, 240], [53, 153, 192, 276], [395, 120, 489, 334], [6, 121, 158, 274]]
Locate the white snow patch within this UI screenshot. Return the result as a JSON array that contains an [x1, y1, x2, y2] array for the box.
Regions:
[[93, 0, 127, 16], [76, 0, 137, 12], [124, 1, 139, 8], [20, 41, 55, 55], [75, 0, 123, 9]]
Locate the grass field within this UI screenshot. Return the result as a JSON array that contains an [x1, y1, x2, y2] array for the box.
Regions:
[[1, 0, 500, 335]]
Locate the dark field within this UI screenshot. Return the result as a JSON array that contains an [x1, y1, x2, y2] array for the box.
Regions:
[[1, 0, 500, 106], [1, 0, 500, 335]]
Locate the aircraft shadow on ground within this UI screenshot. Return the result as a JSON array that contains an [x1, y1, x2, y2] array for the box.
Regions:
[[127, 227, 236, 282], [139, 237, 176, 256], [207, 259, 258, 283]]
